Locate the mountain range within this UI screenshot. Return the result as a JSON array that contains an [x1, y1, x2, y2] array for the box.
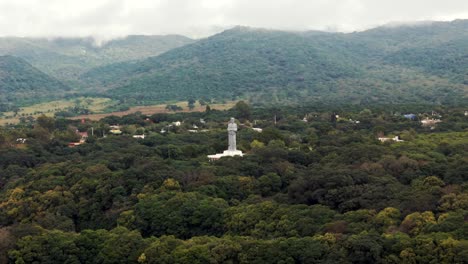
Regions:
[[0, 35, 194, 82], [1, 20, 467, 107]]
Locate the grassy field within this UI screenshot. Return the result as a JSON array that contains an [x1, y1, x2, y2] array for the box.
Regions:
[[0, 97, 116, 125], [0, 99, 236, 125], [69, 101, 237, 121]]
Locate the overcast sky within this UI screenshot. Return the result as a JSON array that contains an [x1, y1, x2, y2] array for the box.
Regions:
[[0, 0, 467, 41]]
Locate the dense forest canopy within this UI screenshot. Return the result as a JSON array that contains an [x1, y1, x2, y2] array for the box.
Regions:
[[0, 103, 466, 263]]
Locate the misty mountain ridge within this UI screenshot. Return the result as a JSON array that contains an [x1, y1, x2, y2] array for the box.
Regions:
[[79, 19, 467, 105], [0, 35, 195, 82], [1, 19, 467, 107]]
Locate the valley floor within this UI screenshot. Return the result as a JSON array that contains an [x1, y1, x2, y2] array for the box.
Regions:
[[68, 101, 236, 121]]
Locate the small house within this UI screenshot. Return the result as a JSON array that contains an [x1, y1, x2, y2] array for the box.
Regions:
[[109, 129, 122, 135], [16, 138, 27, 144], [78, 131, 88, 142], [378, 136, 404, 143], [403, 114, 417, 120], [421, 118, 441, 127], [68, 142, 82, 148]]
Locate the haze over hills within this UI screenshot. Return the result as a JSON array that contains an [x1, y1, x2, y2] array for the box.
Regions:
[[0, 35, 195, 82], [351, 19, 468, 82], [1, 20, 467, 108], [80, 20, 468, 105], [0, 55, 70, 108]]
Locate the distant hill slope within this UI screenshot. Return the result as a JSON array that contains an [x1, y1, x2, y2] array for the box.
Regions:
[[383, 39, 468, 84], [0, 55, 70, 106], [81, 28, 363, 101], [82, 20, 468, 105], [0, 35, 195, 82], [352, 20, 468, 51], [353, 20, 468, 84]]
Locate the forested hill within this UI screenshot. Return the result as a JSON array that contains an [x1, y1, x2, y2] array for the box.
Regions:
[[82, 20, 468, 105], [353, 20, 468, 83], [0, 55, 70, 106], [81, 27, 362, 101], [0, 35, 195, 81]]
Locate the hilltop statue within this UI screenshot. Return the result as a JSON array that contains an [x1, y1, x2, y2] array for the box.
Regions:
[[227, 117, 237, 151], [208, 118, 243, 161]]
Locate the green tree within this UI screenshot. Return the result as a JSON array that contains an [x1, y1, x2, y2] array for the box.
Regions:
[[136, 192, 228, 238], [9, 230, 80, 264], [257, 173, 282, 196], [188, 99, 196, 110], [36, 114, 55, 132], [233, 101, 251, 120]]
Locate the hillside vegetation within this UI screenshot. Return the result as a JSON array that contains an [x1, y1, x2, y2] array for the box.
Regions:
[[354, 20, 468, 84], [0, 35, 195, 81], [80, 20, 468, 105], [0, 56, 70, 107], [1, 20, 467, 111]]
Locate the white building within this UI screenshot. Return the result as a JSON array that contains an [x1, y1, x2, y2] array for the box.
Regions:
[[421, 118, 441, 127], [16, 138, 27, 144], [378, 136, 404, 143]]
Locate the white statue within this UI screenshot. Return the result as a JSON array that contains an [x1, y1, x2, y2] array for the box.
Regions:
[[227, 117, 237, 151], [207, 117, 243, 160]]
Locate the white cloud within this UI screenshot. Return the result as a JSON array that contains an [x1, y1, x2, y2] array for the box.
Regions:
[[0, 0, 466, 39]]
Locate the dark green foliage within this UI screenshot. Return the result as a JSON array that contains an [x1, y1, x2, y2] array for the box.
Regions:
[[9, 230, 80, 264], [187, 99, 196, 110], [0, 56, 70, 105], [165, 104, 183, 112], [233, 101, 252, 120], [136, 192, 228, 238], [0, 103, 467, 263]]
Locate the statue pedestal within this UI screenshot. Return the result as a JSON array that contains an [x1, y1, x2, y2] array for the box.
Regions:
[[208, 150, 243, 161], [222, 150, 243, 156]]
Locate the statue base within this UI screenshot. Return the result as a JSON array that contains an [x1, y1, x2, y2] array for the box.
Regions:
[[208, 150, 243, 161]]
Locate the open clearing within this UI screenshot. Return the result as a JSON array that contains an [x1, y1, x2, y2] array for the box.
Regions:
[[69, 101, 237, 121], [0, 97, 116, 125], [1, 99, 236, 125]]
